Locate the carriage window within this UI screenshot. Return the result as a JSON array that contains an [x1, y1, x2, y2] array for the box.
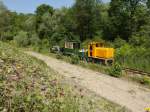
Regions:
[[96, 44, 99, 47], [90, 45, 92, 50], [73, 43, 80, 49]]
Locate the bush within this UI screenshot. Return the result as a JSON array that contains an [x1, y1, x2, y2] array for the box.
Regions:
[[1, 31, 13, 41], [41, 39, 49, 48], [56, 53, 63, 59], [116, 44, 150, 72], [115, 44, 132, 64], [140, 76, 150, 85], [14, 31, 29, 47], [129, 35, 148, 46], [71, 55, 80, 64], [114, 37, 126, 48], [30, 33, 40, 46], [108, 63, 122, 78]]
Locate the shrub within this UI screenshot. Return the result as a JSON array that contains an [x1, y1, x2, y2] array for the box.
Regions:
[[140, 76, 150, 85], [1, 31, 13, 41], [71, 55, 80, 64], [115, 44, 132, 64], [129, 35, 148, 46], [114, 37, 126, 48], [30, 33, 40, 46], [56, 53, 63, 59], [14, 31, 29, 47], [108, 63, 122, 78], [41, 39, 49, 48]]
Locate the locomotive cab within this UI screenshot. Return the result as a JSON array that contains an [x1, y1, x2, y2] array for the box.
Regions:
[[88, 42, 104, 57]]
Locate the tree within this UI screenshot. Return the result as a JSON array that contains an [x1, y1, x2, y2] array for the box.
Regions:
[[10, 12, 30, 36], [0, 1, 13, 41], [14, 31, 29, 47], [36, 4, 53, 17], [30, 33, 40, 46], [0, 1, 6, 13], [73, 0, 101, 41], [147, 0, 150, 9], [35, 4, 54, 39], [24, 15, 36, 32], [50, 8, 79, 46], [108, 0, 147, 40]]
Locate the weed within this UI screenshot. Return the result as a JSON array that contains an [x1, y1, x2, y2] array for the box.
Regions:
[[71, 55, 80, 64], [56, 53, 63, 60], [140, 76, 150, 85], [0, 42, 92, 112], [108, 63, 122, 78]]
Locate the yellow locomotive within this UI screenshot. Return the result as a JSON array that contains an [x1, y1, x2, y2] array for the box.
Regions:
[[87, 42, 115, 65]]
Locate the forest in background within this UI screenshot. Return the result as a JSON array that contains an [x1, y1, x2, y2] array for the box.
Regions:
[[0, 0, 150, 72]]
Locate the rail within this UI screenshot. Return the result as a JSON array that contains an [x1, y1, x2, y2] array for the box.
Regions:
[[123, 67, 150, 76]]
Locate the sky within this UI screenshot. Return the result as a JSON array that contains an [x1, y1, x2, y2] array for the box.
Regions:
[[1, 0, 110, 13]]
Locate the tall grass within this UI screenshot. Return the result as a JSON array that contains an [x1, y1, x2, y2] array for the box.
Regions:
[[116, 45, 150, 73], [0, 42, 91, 112]]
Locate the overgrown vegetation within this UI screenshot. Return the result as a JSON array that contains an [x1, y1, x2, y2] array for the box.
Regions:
[[0, 42, 130, 112], [71, 55, 80, 64], [108, 63, 122, 78], [0, 42, 84, 111]]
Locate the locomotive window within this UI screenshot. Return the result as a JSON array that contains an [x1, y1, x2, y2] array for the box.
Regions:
[[90, 45, 92, 50], [90, 45, 93, 56], [73, 43, 80, 49]]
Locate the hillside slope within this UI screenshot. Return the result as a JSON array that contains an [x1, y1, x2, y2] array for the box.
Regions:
[[0, 42, 90, 112]]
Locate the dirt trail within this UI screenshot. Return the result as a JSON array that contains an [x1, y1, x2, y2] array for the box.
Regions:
[[26, 51, 150, 112]]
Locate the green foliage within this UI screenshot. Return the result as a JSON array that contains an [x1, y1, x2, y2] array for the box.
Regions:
[[49, 8, 80, 47], [56, 53, 63, 59], [108, 0, 148, 40], [36, 4, 53, 16], [114, 37, 126, 48], [115, 43, 150, 73], [108, 63, 122, 78], [0, 2, 12, 41], [147, 0, 150, 9], [0, 31, 13, 41], [24, 15, 36, 32], [36, 4, 54, 39], [30, 33, 40, 46], [115, 44, 132, 65], [0, 1, 7, 13], [129, 16, 150, 47], [73, 0, 101, 41], [14, 31, 29, 47], [71, 55, 80, 64], [129, 35, 147, 46], [140, 76, 150, 85]]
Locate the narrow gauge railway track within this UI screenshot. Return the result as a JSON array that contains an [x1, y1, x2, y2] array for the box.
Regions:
[[123, 67, 150, 76]]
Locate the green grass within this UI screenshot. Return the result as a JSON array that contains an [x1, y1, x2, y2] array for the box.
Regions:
[[0, 42, 130, 112], [115, 46, 150, 73]]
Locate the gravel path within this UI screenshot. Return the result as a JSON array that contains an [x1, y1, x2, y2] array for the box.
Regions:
[[26, 51, 150, 112]]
